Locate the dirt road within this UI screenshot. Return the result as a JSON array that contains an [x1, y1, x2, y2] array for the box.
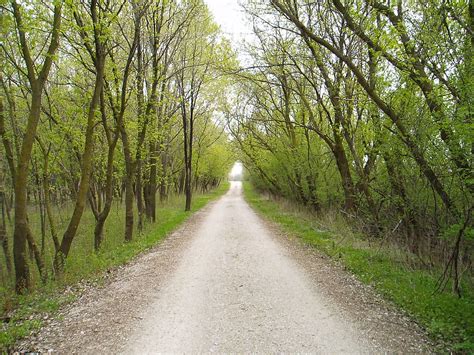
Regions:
[[17, 182, 432, 353]]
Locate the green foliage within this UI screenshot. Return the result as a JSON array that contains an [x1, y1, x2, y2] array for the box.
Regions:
[[1, 0, 236, 296], [243, 182, 474, 352]]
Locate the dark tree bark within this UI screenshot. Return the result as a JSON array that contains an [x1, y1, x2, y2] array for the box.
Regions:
[[11, 1, 62, 293]]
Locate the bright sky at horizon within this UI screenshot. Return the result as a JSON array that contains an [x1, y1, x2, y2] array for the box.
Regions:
[[230, 161, 243, 177]]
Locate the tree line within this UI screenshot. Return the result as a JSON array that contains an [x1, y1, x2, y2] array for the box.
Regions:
[[1, 0, 235, 294], [229, 0, 472, 296]]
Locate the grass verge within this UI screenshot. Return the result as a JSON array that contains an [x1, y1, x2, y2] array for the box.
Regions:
[[0, 183, 229, 351], [243, 182, 474, 352]]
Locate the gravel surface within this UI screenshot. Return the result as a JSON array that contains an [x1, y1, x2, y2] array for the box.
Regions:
[[16, 181, 433, 353]]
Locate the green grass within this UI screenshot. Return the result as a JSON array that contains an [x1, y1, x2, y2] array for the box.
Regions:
[[243, 182, 474, 352], [0, 183, 229, 351]]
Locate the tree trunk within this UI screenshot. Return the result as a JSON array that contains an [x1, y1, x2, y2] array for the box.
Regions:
[[160, 152, 169, 202], [145, 142, 157, 221], [332, 132, 356, 211], [55, 50, 104, 272], [0, 158, 12, 276], [135, 22, 145, 231], [182, 92, 192, 211], [136, 157, 144, 231], [14, 89, 42, 293], [10, 1, 62, 292], [185, 162, 192, 211], [384, 151, 422, 254], [94, 131, 118, 250], [122, 151, 135, 242]]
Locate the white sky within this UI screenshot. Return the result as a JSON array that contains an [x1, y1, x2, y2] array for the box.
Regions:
[[230, 161, 243, 176], [204, 0, 250, 46]]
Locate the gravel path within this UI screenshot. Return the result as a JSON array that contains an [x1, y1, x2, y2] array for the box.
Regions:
[[17, 181, 432, 353]]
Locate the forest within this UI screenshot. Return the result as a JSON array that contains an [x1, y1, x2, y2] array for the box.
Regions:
[[230, 0, 473, 297], [1, 0, 235, 295], [0, 0, 473, 351]]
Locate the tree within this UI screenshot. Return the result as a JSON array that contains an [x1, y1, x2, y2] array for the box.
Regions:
[[9, 0, 62, 293], [176, 0, 220, 211], [54, 0, 107, 271]]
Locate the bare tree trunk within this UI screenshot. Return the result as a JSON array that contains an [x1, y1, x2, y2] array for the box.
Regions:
[[183, 112, 193, 211], [331, 132, 356, 211], [135, 22, 145, 232], [160, 147, 170, 201]]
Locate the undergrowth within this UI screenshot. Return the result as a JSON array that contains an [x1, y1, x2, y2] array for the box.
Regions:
[[0, 183, 229, 351], [243, 182, 474, 352]]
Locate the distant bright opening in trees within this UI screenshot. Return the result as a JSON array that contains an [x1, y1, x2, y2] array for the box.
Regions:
[[229, 161, 243, 181]]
